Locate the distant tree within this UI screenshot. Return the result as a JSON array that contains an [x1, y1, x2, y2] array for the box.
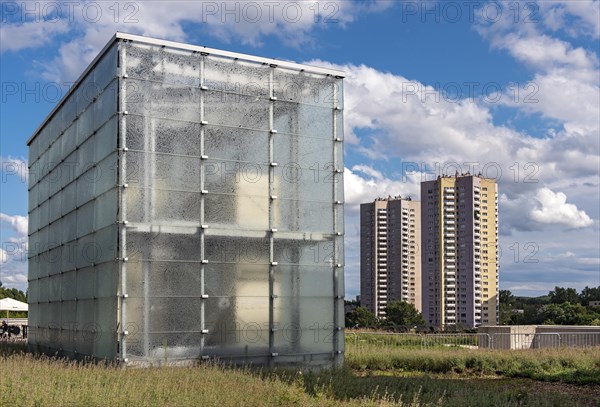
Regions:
[[345, 307, 378, 328], [540, 302, 592, 325], [384, 301, 425, 327], [499, 290, 515, 305], [523, 304, 543, 325], [499, 290, 516, 325], [0, 281, 27, 303], [579, 286, 600, 306], [549, 286, 580, 305]]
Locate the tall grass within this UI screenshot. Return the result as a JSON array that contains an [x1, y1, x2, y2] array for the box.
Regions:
[[346, 342, 600, 384], [1, 341, 598, 406]]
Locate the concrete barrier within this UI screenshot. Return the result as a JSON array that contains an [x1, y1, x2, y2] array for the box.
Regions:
[[478, 325, 600, 349]]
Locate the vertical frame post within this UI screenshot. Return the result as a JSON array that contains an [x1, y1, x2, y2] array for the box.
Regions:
[[117, 39, 128, 364]]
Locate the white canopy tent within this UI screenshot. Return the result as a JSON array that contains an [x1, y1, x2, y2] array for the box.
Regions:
[[0, 298, 28, 318]]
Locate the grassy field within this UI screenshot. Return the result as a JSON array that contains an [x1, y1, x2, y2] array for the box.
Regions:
[[1, 341, 599, 406]]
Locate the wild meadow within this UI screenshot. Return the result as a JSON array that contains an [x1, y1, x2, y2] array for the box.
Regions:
[[1, 338, 598, 406]]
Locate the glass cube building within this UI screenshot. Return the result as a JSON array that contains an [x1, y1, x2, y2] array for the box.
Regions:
[[27, 33, 345, 367]]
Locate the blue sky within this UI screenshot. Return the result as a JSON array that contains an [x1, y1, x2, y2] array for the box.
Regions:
[[1, 1, 599, 297]]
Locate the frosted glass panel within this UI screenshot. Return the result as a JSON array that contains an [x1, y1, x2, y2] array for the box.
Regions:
[[204, 193, 268, 229], [273, 239, 336, 265], [273, 164, 335, 200], [205, 296, 269, 328], [94, 44, 118, 92], [205, 161, 269, 195], [127, 232, 202, 262], [205, 126, 268, 162], [205, 263, 269, 297], [95, 188, 118, 229], [77, 266, 95, 299], [93, 80, 117, 131], [148, 297, 203, 333], [126, 115, 201, 157], [96, 262, 118, 298], [274, 266, 334, 298], [127, 79, 201, 123], [205, 236, 269, 264], [273, 199, 334, 233], [95, 116, 118, 162], [125, 151, 201, 191], [205, 55, 269, 96], [274, 297, 334, 328], [273, 135, 334, 167], [204, 92, 269, 130], [274, 329, 335, 354], [274, 102, 334, 138], [126, 42, 201, 86], [126, 261, 202, 299], [127, 188, 201, 224], [274, 68, 339, 108]]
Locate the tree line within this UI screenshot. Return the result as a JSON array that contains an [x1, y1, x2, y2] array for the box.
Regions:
[[499, 286, 600, 326], [345, 300, 426, 330], [0, 282, 27, 303], [346, 285, 600, 330]]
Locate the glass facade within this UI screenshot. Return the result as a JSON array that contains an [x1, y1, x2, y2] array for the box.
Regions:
[[27, 33, 345, 368]]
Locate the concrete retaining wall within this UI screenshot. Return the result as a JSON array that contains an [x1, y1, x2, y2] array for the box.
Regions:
[[478, 325, 600, 349]]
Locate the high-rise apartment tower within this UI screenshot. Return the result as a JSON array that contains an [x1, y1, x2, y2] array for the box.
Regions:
[[421, 175, 499, 329], [360, 197, 421, 318]]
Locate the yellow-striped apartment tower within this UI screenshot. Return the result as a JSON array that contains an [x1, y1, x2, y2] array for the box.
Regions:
[[360, 196, 422, 318], [421, 175, 498, 329]]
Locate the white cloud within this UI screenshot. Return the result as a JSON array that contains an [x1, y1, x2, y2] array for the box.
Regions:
[[0, 213, 29, 236], [0, 248, 7, 263], [538, 0, 600, 38], [475, 2, 600, 149], [352, 165, 384, 180], [493, 33, 597, 72], [1, 273, 28, 285], [5, 1, 391, 83], [344, 166, 420, 213], [0, 19, 69, 53], [530, 187, 594, 228], [577, 257, 600, 265], [0, 156, 28, 183], [310, 60, 599, 192]]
